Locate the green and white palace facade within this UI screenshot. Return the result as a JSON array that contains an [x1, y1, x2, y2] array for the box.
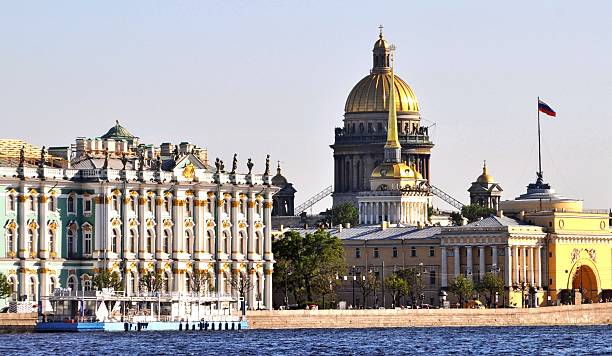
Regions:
[[0, 122, 277, 310]]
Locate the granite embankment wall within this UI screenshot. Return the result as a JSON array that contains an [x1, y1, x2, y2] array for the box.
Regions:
[[0, 313, 37, 332], [247, 304, 612, 329]]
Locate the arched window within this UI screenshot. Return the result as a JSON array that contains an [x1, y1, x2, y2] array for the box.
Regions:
[[48, 196, 55, 211], [6, 228, 15, 257], [67, 275, 77, 291], [48, 277, 58, 295], [9, 276, 17, 299], [146, 229, 154, 254], [163, 272, 171, 293], [147, 196, 154, 212], [27, 229, 35, 255], [112, 195, 119, 211], [164, 197, 171, 212], [111, 229, 120, 253], [48, 229, 55, 256], [185, 198, 192, 216], [84, 279, 92, 291], [67, 195, 75, 213], [222, 230, 231, 254], [29, 277, 37, 301], [29, 195, 36, 211], [130, 229, 137, 253], [255, 231, 263, 255], [67, 228, 76, 257], [163, 230, 171, 254], [207, 230, 214, 254], [185, 273, 192, 293], [84, 230, 92, 255], [185, 230, 193, 255], [7, 194, 16, 211], [238, 231, 247, 255], [130, 196, 137, 211]]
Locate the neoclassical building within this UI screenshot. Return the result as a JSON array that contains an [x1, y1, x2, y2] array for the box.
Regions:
[[0, 123, 277, 310], [468, 162, 503, 210], [332, 30, 434, 206]]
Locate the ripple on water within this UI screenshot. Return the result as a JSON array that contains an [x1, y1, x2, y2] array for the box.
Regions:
[[1, 325, 611, 355]]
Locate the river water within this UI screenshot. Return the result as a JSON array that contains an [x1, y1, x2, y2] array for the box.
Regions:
[[1, 326, 610, 355]]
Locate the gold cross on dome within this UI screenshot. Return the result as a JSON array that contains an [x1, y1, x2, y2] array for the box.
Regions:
[[378, 25, 384, 37]]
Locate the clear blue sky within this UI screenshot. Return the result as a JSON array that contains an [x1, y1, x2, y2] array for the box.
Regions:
[[1, 1, 611, 211]]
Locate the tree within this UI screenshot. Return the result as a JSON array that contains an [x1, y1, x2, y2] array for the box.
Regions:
[[0, 273, 12, 300], [273, 230, 346, 306], [449, 275, 474, 308], [356, 270, 378, 308], [93, 269, 122, 291], [384, 274, 409, 307], [229, 271, 253, 301], [397, 267, 424, 307], [140, 270, 164, 293], [450, 212, 463, 226], [191, 270, 215, 294], [476, 272, 504, 308], [460, 204, 496, 224], [328, 203, 358, 226]]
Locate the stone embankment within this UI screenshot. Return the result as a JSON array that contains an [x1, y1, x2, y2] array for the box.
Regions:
[[0, 313, 37, 332], [247, 304, 612, 329]]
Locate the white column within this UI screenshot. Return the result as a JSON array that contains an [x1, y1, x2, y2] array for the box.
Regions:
[[513, 245, 519, 284], [492, 246, 498, 271], [358, 203, 362, 225], [454, 246, 460, 277], [522, 247, 527, 283], [441, 247, 448, 287], [529, 246, 535, 286], [536, 246, 542, 287], [466, 246, 473, 279], [479, 246, 485, 280], [504, 246, 512, 286]]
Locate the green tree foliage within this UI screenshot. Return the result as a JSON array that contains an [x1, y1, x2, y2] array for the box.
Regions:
[[273, 230, 346, 306], [0, 273, 12, 299], [93, 269, 123, 291], [450, 212, 463, 226], [476, 272, 504, 308], [449, 275, 474, 308], [140, 270, 164, 293], [384, 274, 409, 307], [328, 203, 359, 226], [397, 267, 425, 307], [356, 270, 378, 308], [460, 204, 496, 224]]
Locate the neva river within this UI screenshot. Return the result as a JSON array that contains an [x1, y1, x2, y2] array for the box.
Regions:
[[1, 326, 611, 355]]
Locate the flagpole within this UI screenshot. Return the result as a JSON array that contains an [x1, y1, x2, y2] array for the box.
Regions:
[[537, 96, 542, 176]]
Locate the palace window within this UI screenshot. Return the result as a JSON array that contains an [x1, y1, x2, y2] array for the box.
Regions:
[[48, 196, 56, 212], [84, 279, 92, 291], [84, 232, 91, 255], [48, 229, 55, 256], [239, 230, 247, 255], [355, 248, 361, 258], [67, 228, 76, 256], [373, 248, 379, 258], [392, 247, 398, 258], [185, 197, 192, 216], [429, 270, 436, 285], [111, 229, 119, 253], [67, 276, 77, 291], [67, 195, 76, 214], [207, 230, 214, 253], [29, 195, 36, 211], [83, 198, 92, 214], [112, 195, 120, 211], [129, 230, 137, 253], [185, 230, 193, 254], [6, 193, 16, 212], [130, 196, 137, 211], [146, 230, 154, 254], [163, 230, 171, 254], [411, 246, 417, 257], [164, 196, 171, 213], [6, 229, 15, 257], [429, 246, 435, 257], [27, 229, 35, 255]]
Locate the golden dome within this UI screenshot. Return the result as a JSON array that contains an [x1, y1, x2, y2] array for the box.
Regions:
[[476, 162, 494, 184], [371, 162, 421, 179], [345, 72, 420, 113]]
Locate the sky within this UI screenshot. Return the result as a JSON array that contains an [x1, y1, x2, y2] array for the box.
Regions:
[[1, 1, 611, 212]]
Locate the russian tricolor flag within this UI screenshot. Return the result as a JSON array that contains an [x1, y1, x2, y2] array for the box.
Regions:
[[538, 99, 556, 117]]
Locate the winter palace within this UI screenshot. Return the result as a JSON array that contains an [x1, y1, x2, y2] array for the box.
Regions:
[[0, 122, 277, 310]]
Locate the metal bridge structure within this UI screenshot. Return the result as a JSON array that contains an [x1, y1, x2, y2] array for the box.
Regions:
[[294, 185, 333, 216], [293, 184, 464, 216]]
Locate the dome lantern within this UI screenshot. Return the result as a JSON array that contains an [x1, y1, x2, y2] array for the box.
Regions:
[[372, 25, 392, 73]]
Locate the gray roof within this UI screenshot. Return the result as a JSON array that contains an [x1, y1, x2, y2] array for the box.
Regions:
[[292, 225, 441, 241], [462, 215, 525, 228]]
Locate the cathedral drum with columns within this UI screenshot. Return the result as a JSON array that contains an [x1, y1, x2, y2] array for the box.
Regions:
[[331, 29, 434, 207]]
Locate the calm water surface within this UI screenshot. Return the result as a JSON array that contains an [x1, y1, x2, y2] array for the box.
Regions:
[[1, 326, 610, 355]]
